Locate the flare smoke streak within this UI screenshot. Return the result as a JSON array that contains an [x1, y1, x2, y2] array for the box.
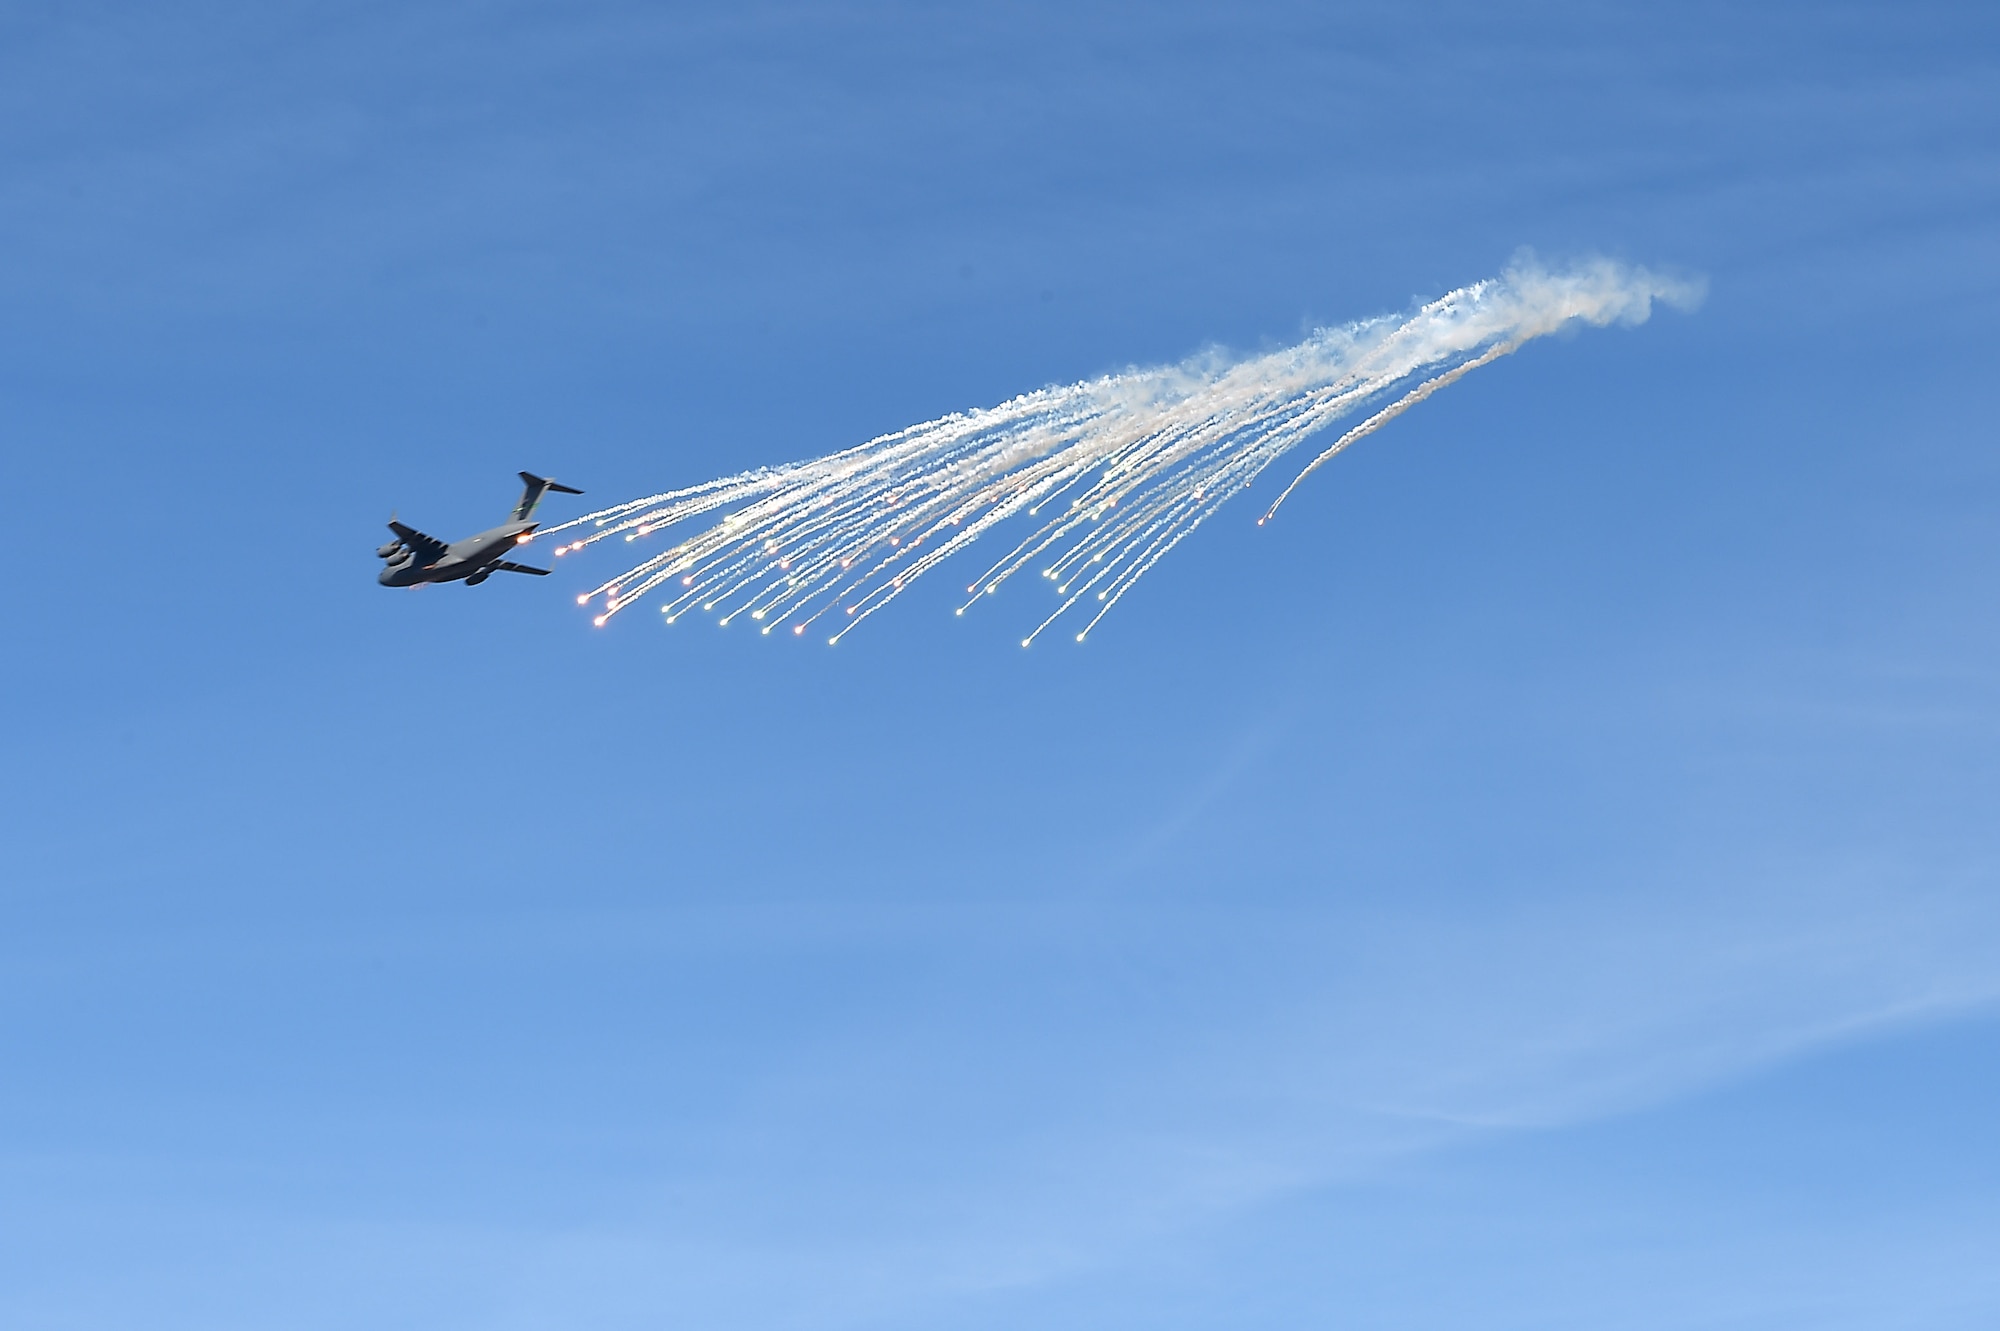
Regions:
[[546, 258, 1698, 644]]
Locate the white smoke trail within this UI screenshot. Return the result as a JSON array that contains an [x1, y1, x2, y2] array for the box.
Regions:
[[543, 256, 1699, 643]]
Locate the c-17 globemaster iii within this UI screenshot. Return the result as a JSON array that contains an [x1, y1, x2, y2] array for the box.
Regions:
[[376, 471, 584, 588]]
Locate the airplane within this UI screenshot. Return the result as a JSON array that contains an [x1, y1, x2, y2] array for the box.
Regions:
[[376, 471, 584, 588]]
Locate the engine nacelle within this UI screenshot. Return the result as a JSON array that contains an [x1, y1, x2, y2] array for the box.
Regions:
[[377, 541, 404, 559], [465, 568, 490, 586]]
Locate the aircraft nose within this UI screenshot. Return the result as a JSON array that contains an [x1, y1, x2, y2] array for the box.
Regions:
[[377, 565, 398, 586]]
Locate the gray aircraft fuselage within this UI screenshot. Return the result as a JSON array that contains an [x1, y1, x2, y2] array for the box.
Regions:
[[376, 471, 583, 588], [376, 518, 538, 587]]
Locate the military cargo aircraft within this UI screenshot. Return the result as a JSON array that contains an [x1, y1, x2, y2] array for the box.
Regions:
[[377, 471, 583, 588]]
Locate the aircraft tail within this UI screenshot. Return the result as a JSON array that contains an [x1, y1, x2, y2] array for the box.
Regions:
[[512, 471, 585, 521]]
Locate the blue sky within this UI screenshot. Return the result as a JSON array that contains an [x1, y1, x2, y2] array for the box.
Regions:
[[3, 2, 1999, 1327]]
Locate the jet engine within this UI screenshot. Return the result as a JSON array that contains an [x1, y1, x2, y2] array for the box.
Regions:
[[377, 541, 404, 559], [465, 568, 491, 586]]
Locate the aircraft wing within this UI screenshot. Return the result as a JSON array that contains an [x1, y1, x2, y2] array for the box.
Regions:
[[492, 560, 551, 576], [388, 520, 450, 564]]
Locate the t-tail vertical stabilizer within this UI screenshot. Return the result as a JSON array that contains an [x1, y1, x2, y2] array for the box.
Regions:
[[513, 471, 585, 521]]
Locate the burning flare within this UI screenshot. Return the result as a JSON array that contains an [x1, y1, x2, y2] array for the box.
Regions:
[[548, 257, 1698, 644]]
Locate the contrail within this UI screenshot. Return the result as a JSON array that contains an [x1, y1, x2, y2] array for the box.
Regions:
[[542, 256, 1700, 644]]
